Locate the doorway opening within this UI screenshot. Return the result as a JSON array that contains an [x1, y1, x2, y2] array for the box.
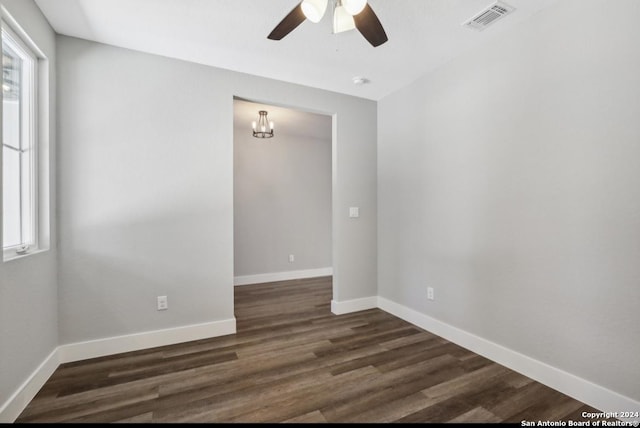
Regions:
[[232, 98, 333, 315]]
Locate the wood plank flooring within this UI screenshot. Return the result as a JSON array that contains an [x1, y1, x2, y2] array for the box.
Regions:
[[17, 276, 605, 423]]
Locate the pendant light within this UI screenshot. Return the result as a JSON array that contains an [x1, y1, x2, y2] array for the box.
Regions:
[[252, 111, 274, 139]]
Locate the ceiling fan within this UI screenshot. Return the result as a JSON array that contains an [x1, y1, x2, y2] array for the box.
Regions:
[[268, 0, 388, 47]]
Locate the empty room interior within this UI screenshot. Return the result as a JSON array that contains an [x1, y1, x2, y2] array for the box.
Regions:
[[1, 0, 639, 424]]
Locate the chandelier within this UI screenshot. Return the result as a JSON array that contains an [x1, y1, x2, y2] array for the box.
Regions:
[[252, 111, 274, 139]]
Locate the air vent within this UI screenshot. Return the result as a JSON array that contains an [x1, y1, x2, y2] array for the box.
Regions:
[[463, 1, 515, 31]]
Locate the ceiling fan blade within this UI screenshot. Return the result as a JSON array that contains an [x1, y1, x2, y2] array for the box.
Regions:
[[353, 3, 388, 47], [268, 3, 306, 40]]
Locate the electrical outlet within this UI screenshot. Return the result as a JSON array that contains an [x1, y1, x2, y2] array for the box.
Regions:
[[157, 295, 168, 310], [427, 287, 434, 301], [289, 254, 295, 263]]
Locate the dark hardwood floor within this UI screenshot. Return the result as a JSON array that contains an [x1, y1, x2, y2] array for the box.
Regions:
[[18, 276, 603, 423]]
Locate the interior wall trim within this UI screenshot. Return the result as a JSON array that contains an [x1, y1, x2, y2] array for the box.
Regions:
[[0, 349, 59, 423], [234, 267, 333, 286], [0, 318, 236, 423], [5, 298, 638, 423], [376, 297, 640, 420], [330, 296, 378, 315], [57, 318, 237, 364]]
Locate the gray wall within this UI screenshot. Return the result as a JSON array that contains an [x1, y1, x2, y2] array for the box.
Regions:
[[378, 0, 640, 402], [57, 36, 377, 344], [0, 0, 57, 411], [234, 109, 332, 277]]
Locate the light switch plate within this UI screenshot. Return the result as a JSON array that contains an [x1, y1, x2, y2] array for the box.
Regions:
[[349, 207, 360, 218]]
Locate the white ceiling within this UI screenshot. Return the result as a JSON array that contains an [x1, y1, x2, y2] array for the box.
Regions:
[[234, 99, 332, 141], [35, 0, 560, 100]]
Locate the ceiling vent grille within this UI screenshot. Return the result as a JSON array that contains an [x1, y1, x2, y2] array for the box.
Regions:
[[463, 1, 515, 31]]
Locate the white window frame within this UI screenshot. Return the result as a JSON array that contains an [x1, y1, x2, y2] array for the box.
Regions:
[[2, 19, 39, 260]]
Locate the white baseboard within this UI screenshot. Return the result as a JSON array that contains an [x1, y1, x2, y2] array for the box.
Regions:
[[58, 318, 237, 363], [234, 267, 333, 286], [4, 299, 637, 423], [331, 296, 378, 315], [0, 349, 60, 423], [0, 318, 237, 422], [377, 297, 640, 418]]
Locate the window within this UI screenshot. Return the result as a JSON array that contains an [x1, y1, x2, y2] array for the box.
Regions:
[[2, 22, 38, 258]]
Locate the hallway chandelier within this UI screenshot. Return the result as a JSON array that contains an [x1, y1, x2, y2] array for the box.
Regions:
[[252, 110, 274, 139]]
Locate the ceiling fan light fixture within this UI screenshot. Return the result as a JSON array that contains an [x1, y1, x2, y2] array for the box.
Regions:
[[301, 0, 328, 23], [333, 5, 355, 34], [342, 0, 367, 16], [268, 0, 387, 47]]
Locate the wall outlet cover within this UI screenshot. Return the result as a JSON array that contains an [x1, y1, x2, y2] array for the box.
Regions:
[[157, 296, 168, 310]]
